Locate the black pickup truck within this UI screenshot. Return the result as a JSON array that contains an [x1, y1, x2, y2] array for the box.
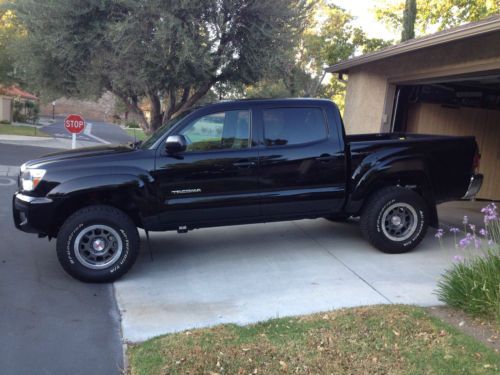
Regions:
[[13, 99, 483, 282]]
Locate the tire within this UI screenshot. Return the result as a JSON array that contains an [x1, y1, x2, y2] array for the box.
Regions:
[[56, 205, 140, 283], [360, 187, 429, 254]]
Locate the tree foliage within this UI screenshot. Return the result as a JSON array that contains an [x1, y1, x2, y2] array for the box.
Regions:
[[244, 1, 392, 111], [8, 0, 309, 131], [376, 0, 500, 36], [0, 2, 24, 85]]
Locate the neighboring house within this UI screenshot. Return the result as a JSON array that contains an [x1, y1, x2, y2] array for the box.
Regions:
[[0, 86, 39, 122], [327, 15, 500, 201]]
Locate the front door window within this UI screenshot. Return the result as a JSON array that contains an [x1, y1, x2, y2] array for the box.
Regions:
[[180, 110, 250, 152]]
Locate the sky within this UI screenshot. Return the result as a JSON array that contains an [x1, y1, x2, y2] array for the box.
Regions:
[[333, 0, 398, 40]]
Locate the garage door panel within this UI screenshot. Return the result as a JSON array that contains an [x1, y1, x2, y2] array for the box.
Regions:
[[406, 103, 499, 200]]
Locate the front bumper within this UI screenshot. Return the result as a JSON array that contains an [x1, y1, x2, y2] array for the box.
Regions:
[[12, 193, 55, 234], [462, 174, 483, 199]]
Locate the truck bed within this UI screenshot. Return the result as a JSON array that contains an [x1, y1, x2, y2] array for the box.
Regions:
[[345, 132, 477, 205]]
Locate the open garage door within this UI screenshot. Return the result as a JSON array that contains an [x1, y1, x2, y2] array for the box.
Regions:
[[392, 74, 500, 201]]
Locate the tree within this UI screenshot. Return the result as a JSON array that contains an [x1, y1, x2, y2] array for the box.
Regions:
[[8, 0, 309, 132], [401, 0, 417, 41], [0, 2, 24, 85], [242, 1, 392, 109], [376, 0, 499, 36]]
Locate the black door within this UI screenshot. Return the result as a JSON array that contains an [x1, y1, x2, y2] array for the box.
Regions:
[[255, 105, 346, 218], [154, 108, 260, 229]]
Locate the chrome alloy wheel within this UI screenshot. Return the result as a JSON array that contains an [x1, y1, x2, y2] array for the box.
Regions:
[[73, 225, 123, 270], [381, 203, 418, 242]]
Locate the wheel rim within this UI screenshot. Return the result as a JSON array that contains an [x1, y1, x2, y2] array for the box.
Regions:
[[74, 225, 123, 270], [381, 203, 418, 242]]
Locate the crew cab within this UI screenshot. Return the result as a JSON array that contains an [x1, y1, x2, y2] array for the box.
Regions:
[[12, 99, 483, 282]]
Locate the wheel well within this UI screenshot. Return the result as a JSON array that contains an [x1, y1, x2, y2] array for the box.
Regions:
[[359, 172, 438, 227], [49, 190, 143, 237]]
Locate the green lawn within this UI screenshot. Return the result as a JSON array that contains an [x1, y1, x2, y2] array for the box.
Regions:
[[128, 305, 499, 375], [125, 128, 147, 141], [0, 123, 49, 137]]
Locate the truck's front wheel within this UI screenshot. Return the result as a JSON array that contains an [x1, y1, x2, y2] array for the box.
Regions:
[[360, 187, 429, 253], [56, 205, 140, 282]]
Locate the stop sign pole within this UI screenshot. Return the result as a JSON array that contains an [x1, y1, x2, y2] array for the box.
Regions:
[[64, 114, 86, 149]]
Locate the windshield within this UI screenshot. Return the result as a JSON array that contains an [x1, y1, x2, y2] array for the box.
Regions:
[[140, 110, 194, 149]]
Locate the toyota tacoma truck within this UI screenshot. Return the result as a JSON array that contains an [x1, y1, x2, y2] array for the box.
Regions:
[[12, 99, 483, 282]]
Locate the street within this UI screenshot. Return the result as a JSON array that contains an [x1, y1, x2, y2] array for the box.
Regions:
[[41, 116, 133, 145], [0, 144, 123, 375]]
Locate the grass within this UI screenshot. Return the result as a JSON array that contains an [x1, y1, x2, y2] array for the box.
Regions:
[[436, 248, 500, 322], [125, 127, 147, 141], [0, 123, 49, 137], [128, 305, 499, 375]]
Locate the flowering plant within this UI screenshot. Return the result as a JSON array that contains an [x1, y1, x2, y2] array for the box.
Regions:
[[435, 202, 499, 321], [435, 202, 499, 256]]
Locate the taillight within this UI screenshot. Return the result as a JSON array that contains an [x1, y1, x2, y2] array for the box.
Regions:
[[473, 151, 481, 173]]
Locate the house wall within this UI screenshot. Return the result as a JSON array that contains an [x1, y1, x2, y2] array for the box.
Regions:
[[0, 96, 12, 122], [342, 31, 500, 134]]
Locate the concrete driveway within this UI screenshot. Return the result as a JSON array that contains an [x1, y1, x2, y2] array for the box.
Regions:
[[115, 201, 482, 342]]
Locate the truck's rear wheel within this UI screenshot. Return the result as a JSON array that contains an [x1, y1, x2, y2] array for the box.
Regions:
[[56, 205, 140, 282], [360, 187, 429, 254]]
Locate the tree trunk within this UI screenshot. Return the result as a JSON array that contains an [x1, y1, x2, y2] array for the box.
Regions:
[[148, 92, 162, 132], [401, 0, 417, 42], [114, 92, 149, 133]]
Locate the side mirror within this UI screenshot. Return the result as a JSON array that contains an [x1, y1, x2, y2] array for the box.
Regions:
[[165, 135, 187, 154]]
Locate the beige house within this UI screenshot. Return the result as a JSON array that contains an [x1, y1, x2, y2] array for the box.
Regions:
[[0, 95, 12, 122], [327, 15, 500, 201]]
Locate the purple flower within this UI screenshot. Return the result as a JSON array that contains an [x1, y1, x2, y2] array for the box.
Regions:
[[482, 203, 498, 224], [469, 224, 476, 232], [449, 227, 460, 234], [463, 216, 469, 225], [435, 229, 444, 239], [479, 228, 487, 237], [459, 233, 473, 248], [453, 255, 464, 262], [474, 238, 481, 249]]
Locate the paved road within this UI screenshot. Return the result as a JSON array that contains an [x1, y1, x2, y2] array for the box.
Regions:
[[41, 116, 133, 145], [0, 144, 123, 375], [0, 143, 60, 165]]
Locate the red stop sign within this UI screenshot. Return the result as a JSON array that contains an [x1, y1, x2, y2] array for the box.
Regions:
[[64, 114, 85, 134]]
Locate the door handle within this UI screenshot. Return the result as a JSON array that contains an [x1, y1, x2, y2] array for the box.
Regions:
[[233, 160, 256, 168], [316, 154, 335, 162]]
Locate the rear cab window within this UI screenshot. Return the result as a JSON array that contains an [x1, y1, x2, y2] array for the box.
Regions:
[[262, 107, 327, 147]]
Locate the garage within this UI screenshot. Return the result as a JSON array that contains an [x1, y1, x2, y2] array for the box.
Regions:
[[326, 15, 500, 201], [392, 74, 500, 200]]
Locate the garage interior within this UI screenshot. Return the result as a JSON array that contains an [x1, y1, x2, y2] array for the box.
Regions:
[[391, 72, 500, 201]]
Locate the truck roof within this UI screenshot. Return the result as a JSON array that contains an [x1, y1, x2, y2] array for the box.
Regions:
[[200, 98, 335, 110]]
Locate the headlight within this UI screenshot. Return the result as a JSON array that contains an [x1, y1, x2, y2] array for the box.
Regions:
[[20, 169, 46, 191]]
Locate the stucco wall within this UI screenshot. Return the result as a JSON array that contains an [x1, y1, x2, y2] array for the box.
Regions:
[[342, 31, 500, 134], [0, 96, 12, 122]]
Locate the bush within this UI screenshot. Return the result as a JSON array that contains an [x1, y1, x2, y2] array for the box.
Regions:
[[436, 249, 500, 320], [0, 120, 11, 125], [125, 120, 140, 128], [13, 100, 40, 124], [435, 203, 500, 321]]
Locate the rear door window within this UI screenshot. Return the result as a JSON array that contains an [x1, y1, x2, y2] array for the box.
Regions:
[[262, 107, 326, 147]]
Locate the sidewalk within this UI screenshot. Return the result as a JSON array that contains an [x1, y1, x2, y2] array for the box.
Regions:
[[0, 134, 99, 149]]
